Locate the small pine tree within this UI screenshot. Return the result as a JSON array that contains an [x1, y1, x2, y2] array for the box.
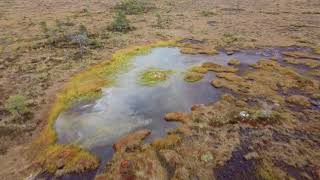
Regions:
[[115, 0, 146, 15], [40, 21, 49, 37], [4, 95, 29, 117], [79, 24, 88, 35], [108, 10, 133, 32]]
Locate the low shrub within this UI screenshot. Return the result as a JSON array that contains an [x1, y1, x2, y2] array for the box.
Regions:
[[39, 21, 49, 37], [200, 11, 217, 17], [4, 95, 29, 117], [38, 20, 102, 59], [155, 13, 170, 29], [108, 10, 134, 32], [115, 0, 147, 15]]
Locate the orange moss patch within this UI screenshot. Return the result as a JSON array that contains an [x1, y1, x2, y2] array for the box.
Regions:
[[33, 144, 99, 174], [164, 112, 191, 123], [114, 129, 151, 152], [152, 134, 181, 149], [97, 149, 167, 179]]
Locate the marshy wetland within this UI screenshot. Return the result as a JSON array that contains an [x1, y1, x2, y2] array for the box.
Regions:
[[36, 44, 320, 179], [1, 0, 320, 179], [54, 46, 273, 172]]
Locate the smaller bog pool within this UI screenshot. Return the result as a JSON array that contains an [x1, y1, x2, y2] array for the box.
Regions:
[[54, 47, 273, 170]]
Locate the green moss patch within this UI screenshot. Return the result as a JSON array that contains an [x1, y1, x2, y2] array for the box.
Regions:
[[138, 68, 173, 86]]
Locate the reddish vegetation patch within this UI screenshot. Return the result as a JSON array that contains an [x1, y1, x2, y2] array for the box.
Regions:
[[113, 129, 151, 152], [286, 95, 311, 107], [118, 160, 135, 180], [32, 144, 99, 176], [164, 112, 191, 123]]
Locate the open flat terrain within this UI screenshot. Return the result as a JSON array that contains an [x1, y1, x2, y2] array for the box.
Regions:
[[0, 0, 319, 179]]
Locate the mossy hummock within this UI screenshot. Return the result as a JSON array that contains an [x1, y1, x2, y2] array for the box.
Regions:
[[138, 68, 173, 86], [184, 72, 204, 82], [183, 65, 208, 83]]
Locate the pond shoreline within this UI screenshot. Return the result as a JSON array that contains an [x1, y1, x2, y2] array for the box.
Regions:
[[32, 40, 320, 179]]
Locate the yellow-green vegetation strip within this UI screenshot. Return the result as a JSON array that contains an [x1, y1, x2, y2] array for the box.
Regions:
[[33, 40, 177, 174], [138, 68, 174, 86]]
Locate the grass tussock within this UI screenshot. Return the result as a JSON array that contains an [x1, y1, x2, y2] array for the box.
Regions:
[[138, 68, 173, 86], [183, 65, 208, 83], [152, 134, 181, 149], [184, 72, 204, 82], [34, 144, 99, 174]]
